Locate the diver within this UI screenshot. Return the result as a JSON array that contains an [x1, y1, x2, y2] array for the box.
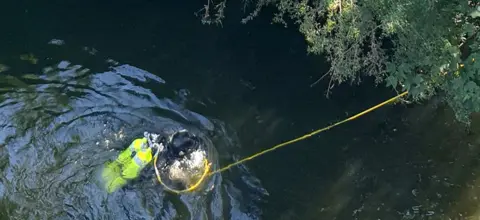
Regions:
[[101, 128, 209, 193]]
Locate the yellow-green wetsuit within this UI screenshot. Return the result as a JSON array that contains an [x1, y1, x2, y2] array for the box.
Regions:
[[102, 137, 153, 193]]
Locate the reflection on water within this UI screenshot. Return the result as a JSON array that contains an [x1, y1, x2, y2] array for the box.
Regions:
[[0, 44, 267, 219]]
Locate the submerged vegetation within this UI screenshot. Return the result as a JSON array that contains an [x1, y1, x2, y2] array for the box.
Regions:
[[198, 0, 480, 124]]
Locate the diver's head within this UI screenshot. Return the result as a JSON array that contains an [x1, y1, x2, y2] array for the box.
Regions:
[[154, 129, 208, 191], [166, 130, 202, 159]]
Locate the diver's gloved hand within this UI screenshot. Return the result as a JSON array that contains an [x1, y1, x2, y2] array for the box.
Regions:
[[144, 131, 165, 152]]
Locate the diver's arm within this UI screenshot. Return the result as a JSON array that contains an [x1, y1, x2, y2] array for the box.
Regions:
[[116, 148, 133, 164]]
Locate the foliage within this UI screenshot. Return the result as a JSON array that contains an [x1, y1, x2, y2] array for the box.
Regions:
[[198, 0, 480, 124]]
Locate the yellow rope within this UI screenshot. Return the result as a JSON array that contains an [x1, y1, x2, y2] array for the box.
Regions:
[[208, 91, 408, 175], [155, 91, 409, 193]]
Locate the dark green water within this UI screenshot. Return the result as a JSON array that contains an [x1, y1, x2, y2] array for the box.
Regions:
[[2, 1, 480, 220]]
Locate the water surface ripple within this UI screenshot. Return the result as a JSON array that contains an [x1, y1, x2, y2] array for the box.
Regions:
[[0, 56, 267, 219]]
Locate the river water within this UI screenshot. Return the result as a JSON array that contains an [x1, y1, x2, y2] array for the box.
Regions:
[[1, 1, 480, 220]]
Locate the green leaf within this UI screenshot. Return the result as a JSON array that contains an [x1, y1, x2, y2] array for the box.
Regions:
[[409, 86, 421, 97], [464, 23, 476, 36], [386, 62, 396, 74], [404, 82, 411, 92], [452, 78, 464, 89], [471, 11, 480, 18], [465, 81, 478, 92], [398, 63, 409, 74], [386, 75, 398, 88], [413, 75, 423, 85], [448, 46, 460, 55]]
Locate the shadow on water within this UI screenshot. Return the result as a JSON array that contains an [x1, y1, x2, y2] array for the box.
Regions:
[[0, 45, 267, 219]]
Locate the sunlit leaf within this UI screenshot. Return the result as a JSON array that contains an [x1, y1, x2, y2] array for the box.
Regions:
[[470, 11, 480, 18]]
